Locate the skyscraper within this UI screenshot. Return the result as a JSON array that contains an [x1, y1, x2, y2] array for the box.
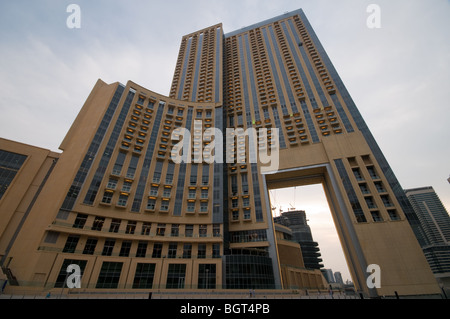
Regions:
[[0, 9, 440, 298], [274, 210, 324, 270], [405, 186, 450, 280]]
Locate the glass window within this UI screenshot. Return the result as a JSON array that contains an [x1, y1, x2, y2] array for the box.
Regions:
[[102, 239, 115, 256], [171, 224, 179, 237], [136, 242, 148, 258], [73, 214, 88, 229], [125, 221, 136, 234], [109, 219, 121, 233], [152, 243, 162, 258], [198, 244, 206, 259], [92, 217, 105, 231], [168, 243, 178, 258], [119, 241, 132, 257], [132, 263, 155, 289], [156, 223, 166, 236], [96, 262, 123, 289], [166, 264, 186, 289], [199, 225, 207, 237], [183, 244, 192, 259], [63, 235, 79, 253], [198, 264, 216, 289], [141, 222, 151, 235], [83, 238, 98, 255], [185, 225, 193, 237]]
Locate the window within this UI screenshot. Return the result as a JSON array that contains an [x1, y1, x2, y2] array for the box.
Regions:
[[119, 241, 132, 257], [185, 225, 193, 237], [367, 166, 379, 179], [199, 225, 207, 237], [359, 183, 370, 194], [198, 264, 216, 289], [63, 235, 79, 253], [213, 224, 220, 237], [117, 194, 128, 207], [166, 264, 186, 289], [212, 244, 220, 258], [92, 217, 105, 231], [101, 191, 113, 204], [126, 221, 136, 234], [147, 199, 156, 210], [168, 243, 178, 258], [187, 201, 195, 212], [0, 150, 27, 200], [183, 244, 192, 259], [171, 224, 179, 237], [96, 262, 123, 289], [150, 186, 158, 196], [106, 179, 118, 189], [371, 211, 383, 222], [141, 222, 151, 235], [200, 202, 208, 212], [388, 209, 401, 221], [83, 238, 98, 255], [54, 259, 87, 288], [198, 244, 206, 259], [122, 181, 132, 192], [189, 189, 196, 198], [374, 181, 386, 193], [381, 195, 393, 207], [365, 197, 377, 209], [163, 188, 171, 197], [352, 168, 363, 181], [152, 243, 162, 258], [156, 224, 166, 236], [136, 242, 148, 258], [201, 189, 208, 198], [102, 239, 115, 256], [133, 263, 155, 289], [109, 219, 121, 233], [160, 200, 169, 211], [73, 214, 87, 229]]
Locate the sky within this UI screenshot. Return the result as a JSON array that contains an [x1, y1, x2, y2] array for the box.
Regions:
[[1, 0, 449, 283]]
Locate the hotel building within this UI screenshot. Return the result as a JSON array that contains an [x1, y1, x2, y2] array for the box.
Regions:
[[0, 9, 441, 298]]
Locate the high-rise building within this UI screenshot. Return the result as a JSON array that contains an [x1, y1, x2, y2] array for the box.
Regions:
[[405, 187, 450, 284], [274, 210, 324, 269], [334, 271, 344, 285], [0, 9, 441, 298]]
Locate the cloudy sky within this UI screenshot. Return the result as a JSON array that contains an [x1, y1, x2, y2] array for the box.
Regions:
[[1, 0, 449, 282]]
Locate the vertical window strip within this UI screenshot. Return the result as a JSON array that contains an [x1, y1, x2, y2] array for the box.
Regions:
[[173, 107, 193, 216], [83, 89, 135, 204], [131, 102, 165, 212]]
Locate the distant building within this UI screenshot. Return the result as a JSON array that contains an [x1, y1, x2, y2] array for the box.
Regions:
[[274, 210, 324, 270], [405, 186, 450, 292], [321, 269, 335, 284], [334, 271, 344, 284]]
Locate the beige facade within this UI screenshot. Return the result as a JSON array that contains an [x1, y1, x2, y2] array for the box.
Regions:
[[0, 9, 441, 298]]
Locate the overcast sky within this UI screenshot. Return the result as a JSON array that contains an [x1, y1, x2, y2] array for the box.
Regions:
[[1, 0, 449, 283]]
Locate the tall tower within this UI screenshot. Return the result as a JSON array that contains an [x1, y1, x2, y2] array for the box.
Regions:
[[1, 9, 440, 298], [405, 186, 450, 278]]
